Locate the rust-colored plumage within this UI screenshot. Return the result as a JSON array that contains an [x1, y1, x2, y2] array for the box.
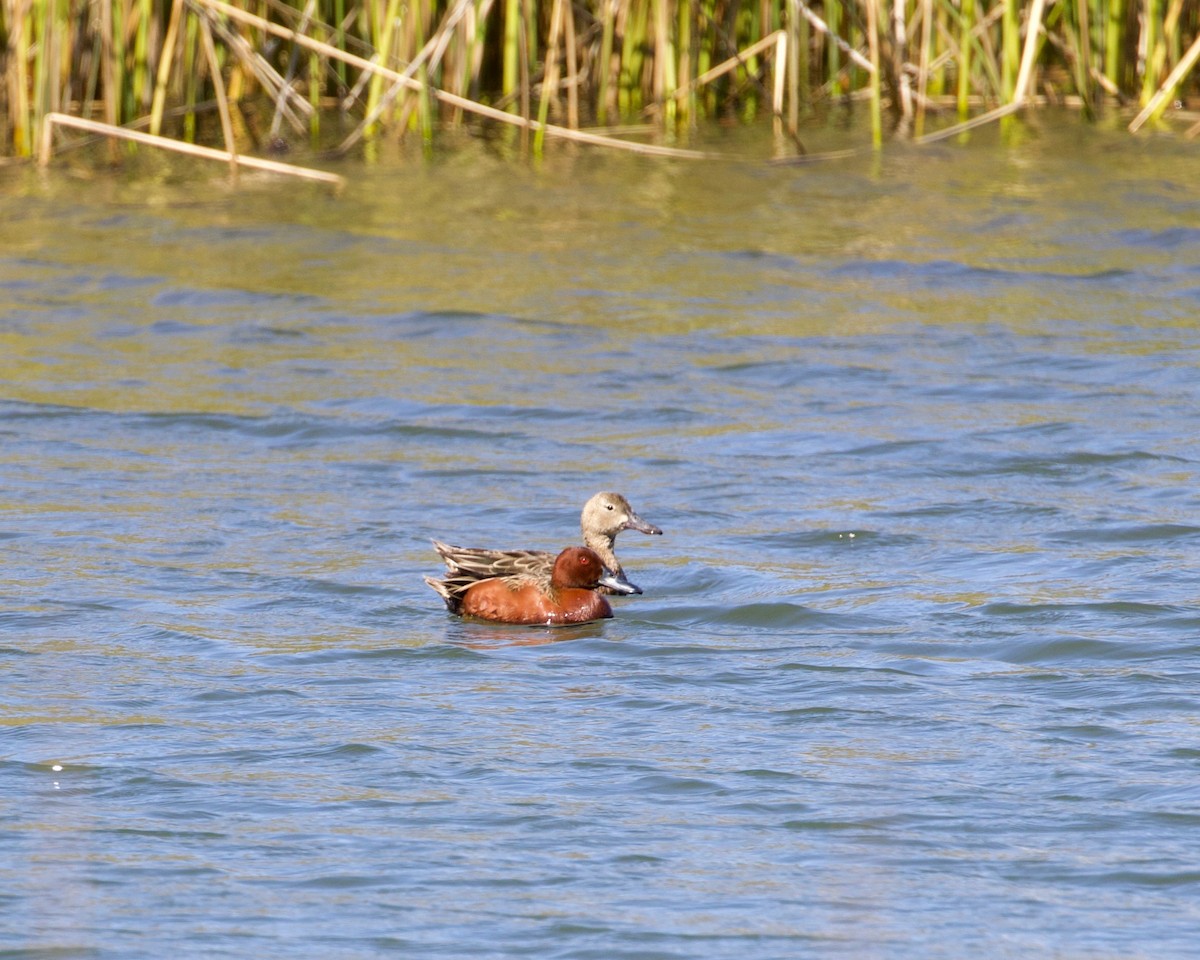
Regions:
[[425, 546, 622, 625]]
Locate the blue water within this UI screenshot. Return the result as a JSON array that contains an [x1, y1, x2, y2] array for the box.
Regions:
[[3, 125, 1200, 958]]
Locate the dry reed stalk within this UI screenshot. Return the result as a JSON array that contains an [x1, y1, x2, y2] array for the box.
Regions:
[[767, 145, 862, 165], [1144, 0, 1187, 106], [772, 30, 786, 126], [786, 0, 803, 133], [470, 0, 497, 106], [533, 0, 565, 154], [1130, 28, 1200, 131], [198, 13, 238, 176], [1012, 0, 1047, 103], [8, 0, 1196, 162], [335, 0, 472, 154], [150, 0, 186, 136], [892, 0, 914, 134], [1073, 0, 1094, 114], [38, 111, 345, 185], [101, 0, 118, 138], [1089, 68, 1121, 98], [563, 0, 579, 129], [195, 3, 312, 130], [673, 29, 787, 98], [791, 0, 874, 73], [518, 0, 532, 149], [271, 0, 319, 140], [192, 0, 714, 158], [913, 99, 1022, 143]]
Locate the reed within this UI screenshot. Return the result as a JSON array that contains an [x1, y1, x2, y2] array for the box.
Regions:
[[7, 0, 1200, 162], [956, 0, 976, 121]]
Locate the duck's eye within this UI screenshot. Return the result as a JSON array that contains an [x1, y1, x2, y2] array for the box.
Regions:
[[605, 504, 614, 511]]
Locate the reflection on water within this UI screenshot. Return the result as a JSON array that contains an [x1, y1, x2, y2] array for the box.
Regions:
[[3, 120, 1200, 959]]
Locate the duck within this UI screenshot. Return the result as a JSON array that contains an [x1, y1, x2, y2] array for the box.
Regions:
[[424, 546, 624, 624], [430, 491, 661, 596]]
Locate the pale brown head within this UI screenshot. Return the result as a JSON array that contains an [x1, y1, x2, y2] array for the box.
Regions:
[[580, 492, 663, 545]]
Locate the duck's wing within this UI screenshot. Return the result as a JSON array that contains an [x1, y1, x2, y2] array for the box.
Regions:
[[431, 541, 555, 585]]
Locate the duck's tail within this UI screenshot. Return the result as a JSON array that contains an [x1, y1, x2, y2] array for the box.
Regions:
[[423, 575, 461, 613]]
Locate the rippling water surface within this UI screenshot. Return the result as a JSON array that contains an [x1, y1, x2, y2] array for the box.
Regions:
[[3, 123, 1200, 959]]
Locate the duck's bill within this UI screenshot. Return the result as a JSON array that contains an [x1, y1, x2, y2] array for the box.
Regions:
[[623, 512, 663, 536], [599, 571, 643, 595]]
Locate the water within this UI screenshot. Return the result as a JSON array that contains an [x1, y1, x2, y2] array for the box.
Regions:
[[3, 120, 1200, 958]]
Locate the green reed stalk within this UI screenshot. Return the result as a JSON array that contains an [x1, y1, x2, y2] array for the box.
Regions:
[[309, 48, 321, 144], [50, 0, 64, 119], [562, 0, 578, 127], [79, 20, 101, 121], [1140, 0, 1161, 106], [597, 0, 616, 123], [914, 0, 932, 137], [1072, 0, 1095, 115], [30, 0, 49, 149], [182, 9, 199, 141], [333, 0, 347, 89], [1146, 0, 1184, 99], [927, 0, 947, 96], [1105, 0, 1126, 92], [740, 0, 761, 122], [526, 0, 539, 73], [416, 0, 433, 145], [695, 0, 715, 115], [7, 0, 1200, 160], [677, 0, 694, 126], [619, 0, 648, 118], [468, 0, 490, 105], [1001, 0, 1019, 101], [132, 0, 153, 116], [865, 0, 882, 147], [826, 0, 842, 96], [655, 0, 677, 128], [502, 0, 520, 110], [365, 0, 403, 136], [17, 7, 33, 155]]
